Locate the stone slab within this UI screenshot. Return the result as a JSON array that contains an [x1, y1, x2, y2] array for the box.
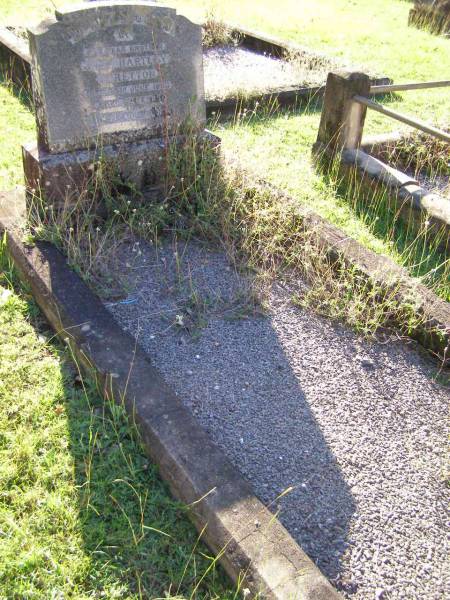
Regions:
[[22, 130, 219, 205], [0, 188, 342, 600], [28, 1, 205, 153], [0, 26, 32, 92]]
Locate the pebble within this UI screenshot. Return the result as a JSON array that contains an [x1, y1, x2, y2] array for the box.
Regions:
[[105, 239, 450, 600]]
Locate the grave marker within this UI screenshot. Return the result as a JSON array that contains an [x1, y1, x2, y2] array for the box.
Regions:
[[23, 1, 207, 201]]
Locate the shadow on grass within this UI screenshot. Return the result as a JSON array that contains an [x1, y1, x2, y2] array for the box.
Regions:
[[331, 172, 450, 301], [0, 246, 236, 599], [63, 370, 234, 599]]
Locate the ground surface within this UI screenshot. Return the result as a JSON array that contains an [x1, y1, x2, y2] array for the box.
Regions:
[[105, 238, 450, 600], [1, 0, 449, 299], [414, 171, 450, 197], [203, 45, 332, 100], [1, 0, 449, 596]]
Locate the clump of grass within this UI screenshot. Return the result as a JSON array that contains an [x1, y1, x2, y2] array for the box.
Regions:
[[27, 157, 171, 298], [27, 121, 442, 343], [410, 0, 450, 35], [202, 12, 240, 48], [319, 147, 450, 300]]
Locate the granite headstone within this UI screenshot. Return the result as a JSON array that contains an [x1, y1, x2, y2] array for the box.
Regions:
[[22, 1, 210, 202], [28, 1, 205, 153]]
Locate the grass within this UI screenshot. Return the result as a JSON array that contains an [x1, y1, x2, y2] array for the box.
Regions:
[[0, 236, 239, 598], [0, 1, 448, 593]]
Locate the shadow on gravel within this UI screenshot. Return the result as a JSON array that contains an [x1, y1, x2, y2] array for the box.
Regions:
[[105, 237, 357, 591]]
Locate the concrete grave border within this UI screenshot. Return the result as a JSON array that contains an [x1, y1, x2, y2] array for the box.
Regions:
[[204, 25, 392, 119], [0, 189, 342, 600], [234, 170, 450, 365], [0, 175, 448, 594], [0, 23, 391, 121]]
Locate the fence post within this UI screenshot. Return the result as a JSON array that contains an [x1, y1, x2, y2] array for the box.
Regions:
[[313, 71, 371, 159]]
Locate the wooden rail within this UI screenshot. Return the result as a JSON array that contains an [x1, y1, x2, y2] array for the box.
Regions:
[[370, 80, 450, 94], [353, 95, 450, 144]]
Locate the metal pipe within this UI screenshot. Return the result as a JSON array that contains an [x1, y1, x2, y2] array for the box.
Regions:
[[370, 80, 450, 94], [353, 95, 450, 144]]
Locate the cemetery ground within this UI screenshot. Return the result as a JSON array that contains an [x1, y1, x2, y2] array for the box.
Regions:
[[0, 242, 239, 599], [0, 0, 449, 599]]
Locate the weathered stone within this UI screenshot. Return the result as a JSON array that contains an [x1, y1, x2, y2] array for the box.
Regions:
[[22, 138, 168, 203], [22, 131, 219, 205], [28, 1, 205, 153], [409, 0, 450, 34]]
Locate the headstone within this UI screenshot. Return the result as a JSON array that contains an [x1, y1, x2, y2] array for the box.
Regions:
[[409, 0, 450, 34], [22, 1, 209, 202]]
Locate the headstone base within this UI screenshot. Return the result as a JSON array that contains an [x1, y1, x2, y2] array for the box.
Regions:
[[22, 132, 219, 205]]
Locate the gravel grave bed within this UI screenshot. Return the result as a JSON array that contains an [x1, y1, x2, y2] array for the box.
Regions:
[[104, 237, 449, 600], [414, 171, 449, 198], [203, 45, 332, 101]]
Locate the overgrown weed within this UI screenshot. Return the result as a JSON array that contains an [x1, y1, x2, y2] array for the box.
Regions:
[[27, 120, 439, 341], [202, 12, 240, 48]]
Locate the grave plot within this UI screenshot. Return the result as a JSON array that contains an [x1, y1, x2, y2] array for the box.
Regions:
[[102, 236, 449, 600], [1, 2, 450, 600], [202, 24, 391, 118], [0, 3, 342, 598], [314, 72, 450, 255]]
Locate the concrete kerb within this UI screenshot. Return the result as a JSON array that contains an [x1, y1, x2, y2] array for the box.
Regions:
[[341, 146, 450, 254], [0, 189, 342, 600]]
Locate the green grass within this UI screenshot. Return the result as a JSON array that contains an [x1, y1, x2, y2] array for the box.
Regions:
[[0, 1, 448, 593], [0, 238, 237, 599]]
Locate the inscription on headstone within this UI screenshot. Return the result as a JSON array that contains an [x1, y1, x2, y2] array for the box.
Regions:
[[28, 1, 205, 153]]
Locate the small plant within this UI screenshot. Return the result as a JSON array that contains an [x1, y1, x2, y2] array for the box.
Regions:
[[202, 12, 240, 48]]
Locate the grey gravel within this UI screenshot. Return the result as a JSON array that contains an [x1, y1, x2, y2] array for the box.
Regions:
[[414, 171, 449, 198], [203, 45, 332, 101], [104, 238, 450, 600]]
